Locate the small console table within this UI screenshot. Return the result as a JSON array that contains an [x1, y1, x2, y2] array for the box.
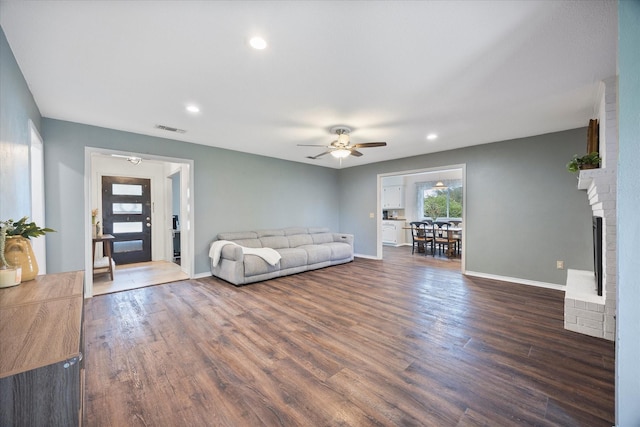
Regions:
[[92, 233, 114, 280]]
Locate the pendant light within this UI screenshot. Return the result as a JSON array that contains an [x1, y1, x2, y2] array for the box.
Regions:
[[433, 180, 447, 190]]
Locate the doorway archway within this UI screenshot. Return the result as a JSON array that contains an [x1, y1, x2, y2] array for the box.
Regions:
[[84, 148, 194, 297], [377, 164, 466, 272]]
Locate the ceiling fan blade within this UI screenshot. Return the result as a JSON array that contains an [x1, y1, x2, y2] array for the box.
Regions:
[[350, 149, 363, 157], [297, 144, 330, 147], [352, 142, 387, 148], [307, 150, 332, 159]]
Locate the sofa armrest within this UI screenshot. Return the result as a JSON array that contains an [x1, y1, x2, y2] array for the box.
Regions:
[[333, 233, 354, 246], [221, 244, 244, 261]]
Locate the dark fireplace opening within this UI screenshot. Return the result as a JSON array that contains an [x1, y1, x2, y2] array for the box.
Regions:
[[593, 216, 603, 296]]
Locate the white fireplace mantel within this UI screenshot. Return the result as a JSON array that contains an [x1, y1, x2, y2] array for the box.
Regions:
[[577, 167, 617, 191], [564, 77, 617, 341]]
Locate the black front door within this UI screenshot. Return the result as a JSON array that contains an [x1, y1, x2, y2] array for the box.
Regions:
[[102, 176, 152, 265]]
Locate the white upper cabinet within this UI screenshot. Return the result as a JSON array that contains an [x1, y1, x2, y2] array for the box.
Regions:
[[382, 185, 404, 209]]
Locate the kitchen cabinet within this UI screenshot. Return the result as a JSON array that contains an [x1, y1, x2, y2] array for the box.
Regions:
[[382, 185, 404, 209], [0, 271, 85, 427], [382, 220, 406, 246]]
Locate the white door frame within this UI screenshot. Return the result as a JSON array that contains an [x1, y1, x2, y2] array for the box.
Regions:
[[29, 120, 47, 274], [377, 164, 466, 273], [83, 147, 195, 297]]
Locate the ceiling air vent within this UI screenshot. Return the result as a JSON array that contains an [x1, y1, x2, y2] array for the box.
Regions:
[[155, 124, 186, 133]]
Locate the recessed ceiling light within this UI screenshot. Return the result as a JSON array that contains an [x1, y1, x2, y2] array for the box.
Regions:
[[186, 105, 200, 113], [426, 133, 438, 141], [249, 37, 267, 50]]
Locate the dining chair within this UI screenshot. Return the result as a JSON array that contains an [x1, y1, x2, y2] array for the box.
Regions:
[[452, 222, 462, 255], [433, 222, 456, 256], [410, 221, 434, 255]]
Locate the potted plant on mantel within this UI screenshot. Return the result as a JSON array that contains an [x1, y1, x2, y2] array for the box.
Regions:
[[566, 152, 602, 173], [0, 217, 55, 283]]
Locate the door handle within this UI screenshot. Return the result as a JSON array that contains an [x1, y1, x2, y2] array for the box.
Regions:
[[147, 223, 151, 227]]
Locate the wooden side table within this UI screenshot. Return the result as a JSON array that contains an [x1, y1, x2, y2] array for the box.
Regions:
[[92, 234, 114, 280], [0, 271, 85, 426]]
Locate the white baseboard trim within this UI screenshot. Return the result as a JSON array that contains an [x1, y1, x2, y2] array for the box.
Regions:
[[354, 253, 381, 260], [464, 271, 565, 291]]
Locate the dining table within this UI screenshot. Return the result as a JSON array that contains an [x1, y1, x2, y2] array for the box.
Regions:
[[404, 224, 462, 257]]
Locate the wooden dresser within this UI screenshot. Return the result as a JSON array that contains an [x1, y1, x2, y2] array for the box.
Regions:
[[0, 271, 85, 426]]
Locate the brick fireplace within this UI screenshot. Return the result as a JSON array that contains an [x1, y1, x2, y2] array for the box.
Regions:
[[564, 77, 617, 341]]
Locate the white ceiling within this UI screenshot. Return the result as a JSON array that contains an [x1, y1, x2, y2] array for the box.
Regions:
[[1, 1, 617, 169]]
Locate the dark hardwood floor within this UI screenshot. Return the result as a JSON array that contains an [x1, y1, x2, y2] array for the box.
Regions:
[[84, 246, 615, 426]]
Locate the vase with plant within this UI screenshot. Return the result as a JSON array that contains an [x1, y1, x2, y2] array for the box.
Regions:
[[92, 208, 101, 237], [0, 224, 22, 288], [567, 152, 601, 173], [1, 216, 55, 282]]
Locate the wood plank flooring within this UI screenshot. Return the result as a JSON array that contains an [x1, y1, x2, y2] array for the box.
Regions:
[[93, 260, 188, 296], [84, 246, 614, 426]]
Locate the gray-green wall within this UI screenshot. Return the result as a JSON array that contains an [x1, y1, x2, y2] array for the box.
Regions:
[[617, 1, 640, 424], [339, 128, 593, 286], [42, 119, 340, 275], [0, 26, 41, 219]]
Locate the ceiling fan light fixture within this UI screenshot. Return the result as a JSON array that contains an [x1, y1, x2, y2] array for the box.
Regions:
[[249, 37, 267, 50], [337, 133, 350, 145], [331, 149, 351, 159]]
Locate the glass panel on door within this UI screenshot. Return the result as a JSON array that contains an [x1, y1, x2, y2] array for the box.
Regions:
[[112, 222, 143, 234], [112, 183, 143, 196], [113, 240, 144, 253], [112, 203, 143, 215]]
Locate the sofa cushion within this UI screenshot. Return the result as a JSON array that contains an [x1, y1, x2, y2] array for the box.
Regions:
[[300, 244, 332, 264], [308, 227, 330, 234], [260, 236, 290, 249], [275, 248, 308, 269], [230, 238, 262, 248], [217, 232, 262, 248], [218, 231, 258, 240], [311, 233, 334, 244], [244, 254, 279, 277], [288, 234, 313, 247], [256, 229, 286, 238], [322, 242, 353, 260], [284, 227, 308, 236]]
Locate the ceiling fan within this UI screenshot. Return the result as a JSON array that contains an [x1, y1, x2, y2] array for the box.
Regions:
[[298, 126, 387, 160]]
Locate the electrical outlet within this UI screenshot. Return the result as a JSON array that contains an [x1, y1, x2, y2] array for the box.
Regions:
[[369, 212, 375, 219], [556, 260, 564, 270]]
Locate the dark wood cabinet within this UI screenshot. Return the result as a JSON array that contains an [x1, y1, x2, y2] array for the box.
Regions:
[[0, 271, 85, 426]]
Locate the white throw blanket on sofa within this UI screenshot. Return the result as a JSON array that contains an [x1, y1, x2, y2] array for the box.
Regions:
[[209, 240, 281, 267]]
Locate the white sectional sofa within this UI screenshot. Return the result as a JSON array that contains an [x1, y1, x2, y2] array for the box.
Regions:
[[209, 227, 354, 286]]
